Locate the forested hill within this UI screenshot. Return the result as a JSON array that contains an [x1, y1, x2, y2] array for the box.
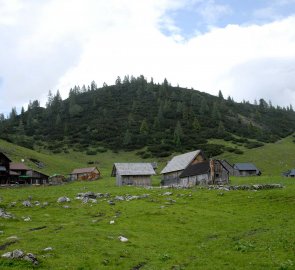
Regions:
[[1, 75, 295, 158]]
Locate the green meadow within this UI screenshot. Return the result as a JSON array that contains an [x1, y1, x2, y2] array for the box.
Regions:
[[0, 137, 295, 269]]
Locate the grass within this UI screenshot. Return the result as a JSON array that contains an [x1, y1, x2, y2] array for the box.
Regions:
[[0, 177, 294, 269], [0, 137, 295, 269]]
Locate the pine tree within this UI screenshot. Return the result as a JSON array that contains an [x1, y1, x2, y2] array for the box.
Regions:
[[173, 121, 183, 146], [140, 119, 149, 135]]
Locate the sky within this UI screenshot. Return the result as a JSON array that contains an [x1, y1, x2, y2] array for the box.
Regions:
[[1, 0, 295, 115]]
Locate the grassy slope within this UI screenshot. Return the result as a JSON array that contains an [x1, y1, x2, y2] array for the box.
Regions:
[[0, 138, 295, 269]]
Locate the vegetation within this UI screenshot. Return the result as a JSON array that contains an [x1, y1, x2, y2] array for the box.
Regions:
[[1, 76, 295, 158]]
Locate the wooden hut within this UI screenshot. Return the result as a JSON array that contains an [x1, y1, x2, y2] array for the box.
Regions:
[[26, 170, 49, 185], [160, 150, 206, 186], [179, 159, 229, 186], [220, 160, 235, 176], [111, 163, 156, 186], [233, 163, 261, 176], [10, 162, 30, 184], [70, 167, 100, 181], [0, 152, 11, 185]]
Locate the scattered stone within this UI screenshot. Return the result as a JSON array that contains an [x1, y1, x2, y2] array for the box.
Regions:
[[108, 200, 115, 205], [12, 249, 24, 258], [1, 252, 12, 258], [162, 192, 173, 196], [23, 217, 31, 222], [110, 220, 115, 225], [43, 202, 49, 206], [208, 184, 284, 191], [57, 197, 71, 203], [43, 247, 53, 252], [34, 201, 40, 206], [23, 253, 38, 265], [160, 205, 165, 209], [0, 208, 14, 219], [6, 236, 18, 241], [63, 205, 70, 209], [115, 196, 125, 201], [22, 201, 32, 207], [0, 231, 3, 234], [118, 236, 128, 242]]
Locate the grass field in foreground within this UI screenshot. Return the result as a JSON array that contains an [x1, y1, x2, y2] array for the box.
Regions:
[[0, 176, 294, 270]]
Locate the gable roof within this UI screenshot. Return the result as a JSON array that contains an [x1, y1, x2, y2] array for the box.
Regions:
[[10, 162, 30, 171], [71, 167, 99, 174], [234, 163, 260, 171], [112, 163, 156, 176], [283, 169, 295, 176], [161, 150, 202, 174], [0, 152, 11, 162], [179, 161, 210, 178]]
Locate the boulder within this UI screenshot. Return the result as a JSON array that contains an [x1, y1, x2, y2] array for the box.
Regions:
[[1, 252, 12, 258], [118, 236, 128, 242], [0, 208, 14, 219], [23, 253, 38, 265], [12, 249, 24, 259], [22, 201, 32, 207], [57, 197, 71, 203]]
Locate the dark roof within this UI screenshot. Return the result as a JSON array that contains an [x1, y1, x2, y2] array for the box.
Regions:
[[283, 169, 295, 176], [0, 152, 11, 162], [233, 163, 260, 171], [10, 162, 30, 171], [179, 161, 210, 178]]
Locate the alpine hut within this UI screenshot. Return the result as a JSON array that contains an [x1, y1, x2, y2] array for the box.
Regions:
[[0, 152, 11, 185], [111, 163, 156, 186], [179, 159, 229, 186], [70, 167, 100, 181], [233, 163, 261, 176], [160, 150, 206, 186]]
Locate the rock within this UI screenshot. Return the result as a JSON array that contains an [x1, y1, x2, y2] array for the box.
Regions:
[[57, 197, 71, 203], [162, 192, 173, 196], [34, 201, 40, 206], [82, 197, 89, 203], [110, 220, 115, 224], [22, 200, 32, 207], [89, 198, 97, 203], [23, 217, 31, 222], [84, 191, 97, 199], [0, 208, 14, 219], [63, 205, 70, 209], [115, 196, 125, 201], [108, 200, 115, 205], [43, 202, 49, 206], [12, 249, 24, 259], [1, 252, 12, 258], [28, 195, 33, 201], [9, 202, 17, 207], [118, 236, 128, 242], [43, 247, 53, 252], [140, 194, 150, 198], [23, 253, 38, 265], [6, 236, 18, 241], [126, 195, 139, 201], [0, 230, 3, 234]]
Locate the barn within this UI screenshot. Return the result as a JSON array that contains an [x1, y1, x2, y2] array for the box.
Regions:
[[70, 167, 100, 181], [179, 159, 229, 186], [160, 150, 205, 186], [233, 163, 261, 176], [0, 152, 11, 185], [111, 163, 156, 186]]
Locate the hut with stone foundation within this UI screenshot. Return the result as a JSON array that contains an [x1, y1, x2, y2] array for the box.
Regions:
[[179, 159, 229, 186], [160, 150, 206, 186], [70, 167, 100, 181], [111, 163, 156, 186]]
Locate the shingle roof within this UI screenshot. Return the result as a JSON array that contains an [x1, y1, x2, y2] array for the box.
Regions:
[[179, 161, 210, 178], [234, 163, 259, 171], [112, 163, 156, 176], [10, 162, 30, 171], [71, 167, 98, 174], [160, 150, 202, 174]]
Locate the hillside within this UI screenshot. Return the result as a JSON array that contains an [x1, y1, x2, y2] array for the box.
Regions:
[[1, 134, 295, 177], [1, 76, 295, 158]]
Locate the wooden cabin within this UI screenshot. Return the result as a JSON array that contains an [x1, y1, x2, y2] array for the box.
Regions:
[[160, 150, 206, 186], [48, 174, 67, 185], [233, 163, 261, 176], [111, 163, 156, 186], [220, 160, 235, 176], [70, 167, 100, 181], [10, 162, 30, 184], [179, 159, 229, 186], [0, 152, 11, 185], [26, 170, 49, 185]]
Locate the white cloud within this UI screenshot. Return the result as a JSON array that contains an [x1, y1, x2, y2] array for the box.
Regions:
[[1, 0, 295, 115]]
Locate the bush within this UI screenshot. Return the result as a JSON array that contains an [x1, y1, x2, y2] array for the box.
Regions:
[[245, 141, 264, 149], [86, 150, 97, 155], [233, 148, 244, 154]]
